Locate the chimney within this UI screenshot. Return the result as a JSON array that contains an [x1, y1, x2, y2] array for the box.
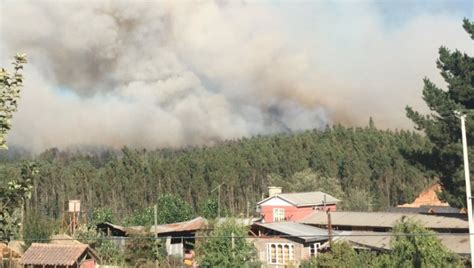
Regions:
[[268, 186, 282, 197]]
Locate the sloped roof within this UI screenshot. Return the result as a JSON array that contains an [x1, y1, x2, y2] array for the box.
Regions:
[[300, 211, 468, 229], [254, 221, 329, 243], [215, 217, 260, 226], [96, 222, 146, 236], [387, 206, 461, 214], [336, 231, 391, 251], [150, 217, 208, 234], [258, 191, 340, 207], [19, 243, 95, 266], [336, 231, 470, 255]]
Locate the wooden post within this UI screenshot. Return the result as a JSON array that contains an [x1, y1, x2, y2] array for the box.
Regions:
[[327, 210, 333, 249]]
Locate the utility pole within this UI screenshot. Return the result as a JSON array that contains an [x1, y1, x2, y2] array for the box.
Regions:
[[456, 111, 474, 267], [154, 204, 158, 268]]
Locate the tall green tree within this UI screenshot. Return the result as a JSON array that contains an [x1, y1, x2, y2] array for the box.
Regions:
[[406, 19, 474, 207], [0, 54, 26, 149], [0, 162, 36, 242], [196, 220, 259, 267], [383, 219, 462, 267], [124, 193, 193, 226], [22, 209, 54, 248]]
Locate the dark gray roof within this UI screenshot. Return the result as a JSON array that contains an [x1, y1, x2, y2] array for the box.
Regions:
[[258, 191, 340, 207], [255, 221, 329, 243]]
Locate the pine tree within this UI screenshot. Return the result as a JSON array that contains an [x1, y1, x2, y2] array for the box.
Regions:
[[406, 19, 474, 207]]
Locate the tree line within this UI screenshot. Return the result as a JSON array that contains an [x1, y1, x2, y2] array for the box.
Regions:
[[0, 122, 433, 225]]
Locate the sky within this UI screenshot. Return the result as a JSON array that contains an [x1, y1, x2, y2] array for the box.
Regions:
[[0, 0, 472, 152]]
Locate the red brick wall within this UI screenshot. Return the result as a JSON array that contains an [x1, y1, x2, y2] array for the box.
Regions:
[[261, 204, 336, 223]]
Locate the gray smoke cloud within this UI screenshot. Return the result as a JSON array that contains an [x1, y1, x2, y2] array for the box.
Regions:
[[0, 0, 471, 152]]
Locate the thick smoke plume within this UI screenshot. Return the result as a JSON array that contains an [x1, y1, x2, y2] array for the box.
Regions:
[[0, 1, 471, 152]]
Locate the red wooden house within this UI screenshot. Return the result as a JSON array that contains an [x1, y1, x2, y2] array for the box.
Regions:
[[257, 187, 339, 223]]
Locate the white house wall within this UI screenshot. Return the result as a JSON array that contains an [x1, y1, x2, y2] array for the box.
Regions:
[[259, 197, 293, 206]]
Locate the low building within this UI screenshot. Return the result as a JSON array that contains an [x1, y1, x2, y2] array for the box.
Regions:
[[257, 187, 339, 223], [299, 211, 468, 233], [149, 217, 208, 258], [1, 243, 22, 268], [387, 205, 461, 214], [336, 231, 470, 257], [96, 222, 145, 250], [251, 221, 331, 267], [19, 243, 99, 268]]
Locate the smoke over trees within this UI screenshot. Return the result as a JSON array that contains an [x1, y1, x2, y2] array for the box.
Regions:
[[0, 1, 471, 152]]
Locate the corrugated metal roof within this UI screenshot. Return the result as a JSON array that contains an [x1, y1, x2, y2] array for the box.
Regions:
[[96, 222, 146, 236], [255, 221, 329, 243], [99, 222, 127, 232], [19, 243, 91, 265], [336, 231, 391, 251], [336, 231, 470, 255], [300, 211, 468, 229], [386, 206, 461, 214], [150, 217, 208, 234], [438, 235, 470, 255], [258, 191, 340, 207]]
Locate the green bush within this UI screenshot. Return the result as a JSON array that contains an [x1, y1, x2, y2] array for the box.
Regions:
[[196, 219, 259, 267]]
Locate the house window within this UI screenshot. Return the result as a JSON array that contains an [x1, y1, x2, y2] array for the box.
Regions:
[[273, 208, 285, 222], [267, 243, 294, 265], [309, 242, 321, 257]]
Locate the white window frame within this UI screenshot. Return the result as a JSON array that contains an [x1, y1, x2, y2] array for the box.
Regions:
[[266, 243, 294, 265], [273, 208, 285, 222], [309, 242, 321, 257]]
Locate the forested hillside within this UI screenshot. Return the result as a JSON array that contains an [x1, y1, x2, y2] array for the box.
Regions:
[[0, 122, 433, 223]]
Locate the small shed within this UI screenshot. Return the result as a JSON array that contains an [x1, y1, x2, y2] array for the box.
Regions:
[[1, 243, 23, 268], [150, 217, 208, 258], [19, 243, 99, 268]]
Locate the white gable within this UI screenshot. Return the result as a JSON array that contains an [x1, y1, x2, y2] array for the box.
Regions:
[[259, 196, 293, 207]]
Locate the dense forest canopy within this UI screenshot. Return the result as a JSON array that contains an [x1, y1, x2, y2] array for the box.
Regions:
[[0, 122, 433, 224]]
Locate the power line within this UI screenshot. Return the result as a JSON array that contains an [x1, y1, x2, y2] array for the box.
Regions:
[[15, 232, 473, 242]]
